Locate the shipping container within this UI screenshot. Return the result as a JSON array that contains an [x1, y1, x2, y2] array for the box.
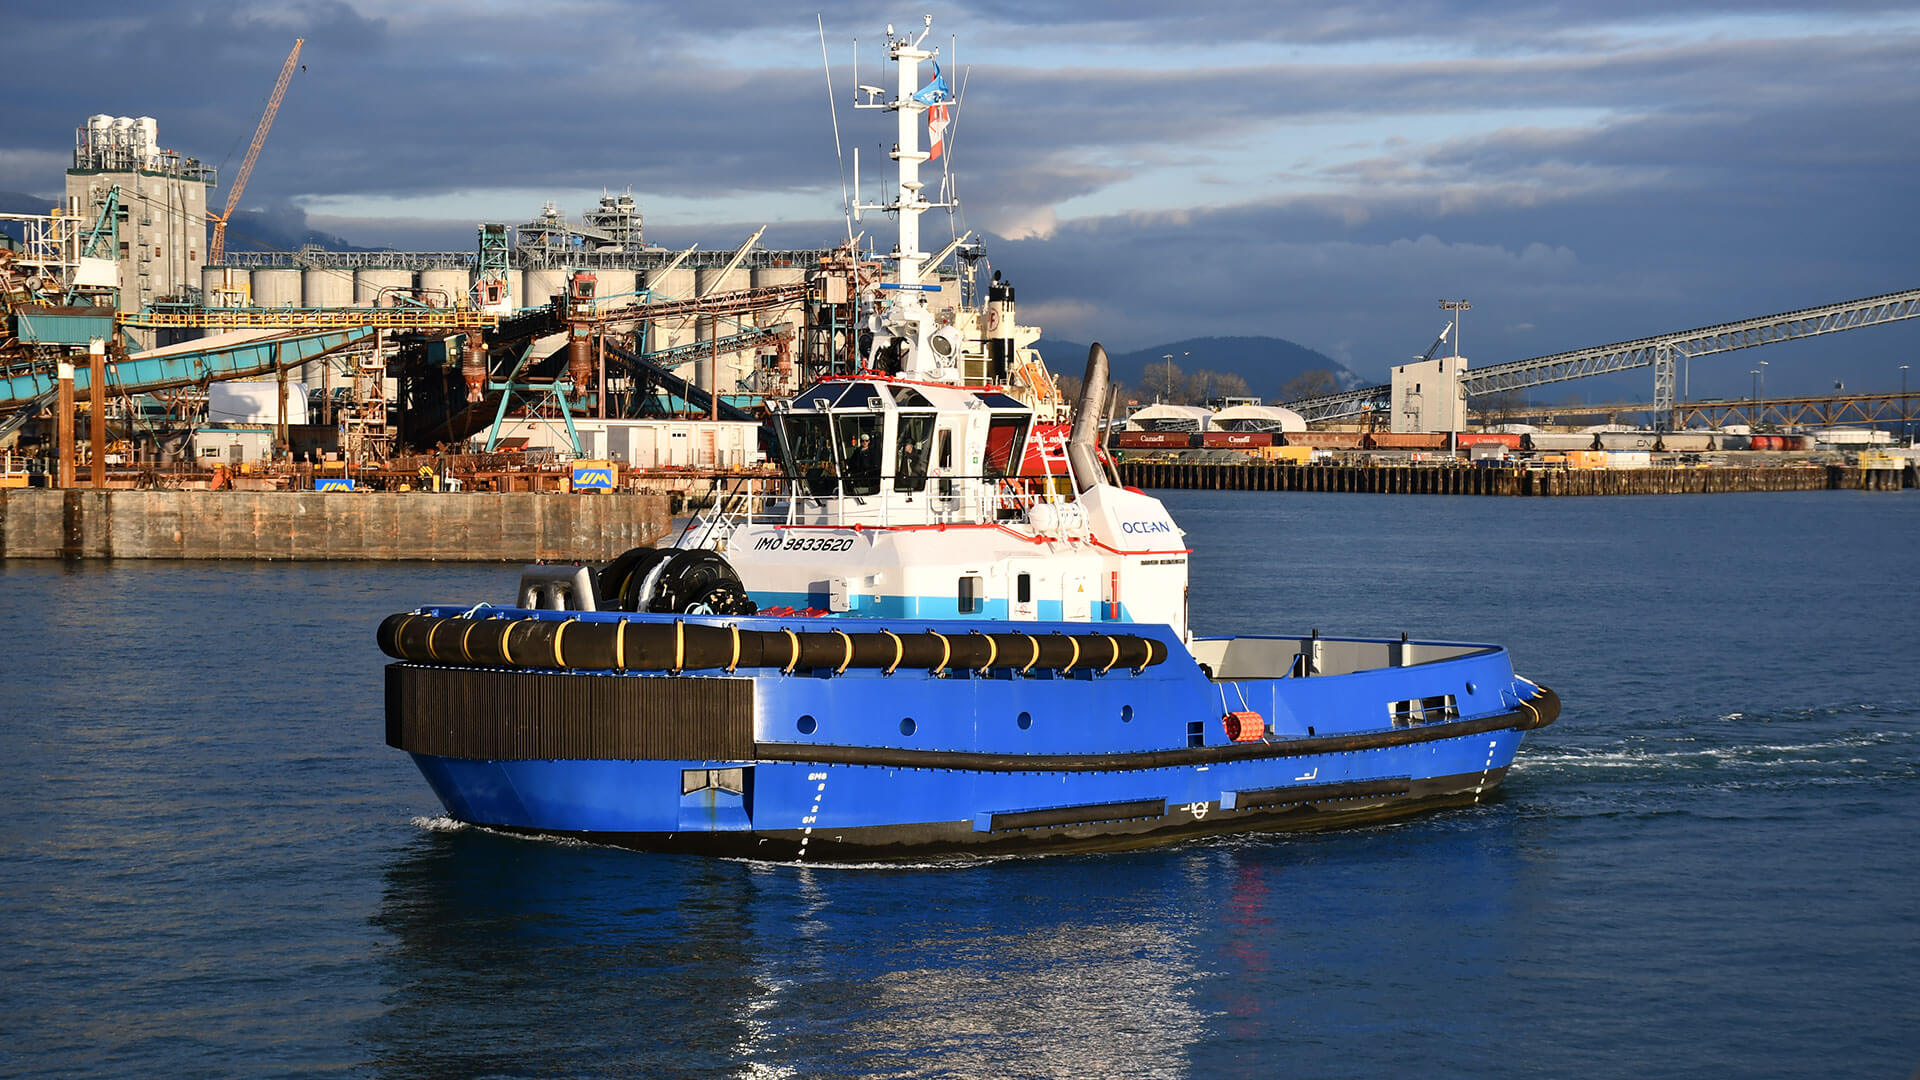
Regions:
[[1113, 431, 1196, 449], [1364, 432, 1449, 450], [1456, 432, 1523, 449], [1200, 431, 1274, 449], [1269, 445, 1315, 464]]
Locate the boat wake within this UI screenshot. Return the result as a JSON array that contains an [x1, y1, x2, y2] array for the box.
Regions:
[[1509, 703, 1918, 820]]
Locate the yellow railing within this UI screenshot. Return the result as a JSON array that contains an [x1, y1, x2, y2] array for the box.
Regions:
[[117, 307, 497, 330]]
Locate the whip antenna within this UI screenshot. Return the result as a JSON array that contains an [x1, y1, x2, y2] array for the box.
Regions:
[[819, 15, 853, 243]]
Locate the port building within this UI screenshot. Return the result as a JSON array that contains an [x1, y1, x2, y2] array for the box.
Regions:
[[65, 116, 215, 319]]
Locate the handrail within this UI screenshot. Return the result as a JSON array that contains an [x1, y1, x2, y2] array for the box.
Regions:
[[117, 307, 497, 330], [690, 470, 1089, 534]]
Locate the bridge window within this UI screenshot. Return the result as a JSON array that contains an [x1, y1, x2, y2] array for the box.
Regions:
[[833, 412, 884, 496], [779, 414, 838, 496], [984, 416, 1030, 479], [936, 429, 955, 496], [894, 412, 935, 492]]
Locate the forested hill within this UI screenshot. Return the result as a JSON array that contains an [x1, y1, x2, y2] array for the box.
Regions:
[[1033, 335, 1363, 403]]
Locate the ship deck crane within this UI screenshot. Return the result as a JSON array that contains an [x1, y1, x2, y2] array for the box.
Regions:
[[208, 38, 304, 267]]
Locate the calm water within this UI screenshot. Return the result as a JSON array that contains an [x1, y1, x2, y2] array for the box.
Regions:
[[3, 490, 1916, 1078]]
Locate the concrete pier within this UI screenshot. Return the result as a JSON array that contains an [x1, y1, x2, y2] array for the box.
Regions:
[[1115, 462, 1905, 495], [0, 490, 671, 561]]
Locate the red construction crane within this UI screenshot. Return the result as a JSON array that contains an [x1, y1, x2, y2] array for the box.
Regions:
[[208, 38, 304, 266]]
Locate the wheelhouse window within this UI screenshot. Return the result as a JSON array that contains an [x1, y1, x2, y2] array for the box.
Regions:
[[983, 415, 1031, 479], [833, 412, 885, 496], [794, 382, 843, 410], [780, 413, 839, 496], [838, 382, 884, 410], [894, 412, 936, 492]]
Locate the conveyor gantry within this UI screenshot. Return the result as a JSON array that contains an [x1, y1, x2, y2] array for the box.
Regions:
[[0, 327, 375, 411], [119, 306, 497, 331], [1286, 287, 1920, 425]]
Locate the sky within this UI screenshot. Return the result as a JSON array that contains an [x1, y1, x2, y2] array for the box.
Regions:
[[4, 1, 1918, 399]]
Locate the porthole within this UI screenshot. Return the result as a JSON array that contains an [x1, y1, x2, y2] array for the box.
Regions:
[[900, 717, 917, 737], [1016, 711, 1032, 730], [1465, 681, 1477, 695], [1120, 705, 1134, 723], [797, 714, 817, 735]]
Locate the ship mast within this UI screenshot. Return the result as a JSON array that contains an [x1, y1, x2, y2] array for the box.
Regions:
[[855, 16, 956, 381]]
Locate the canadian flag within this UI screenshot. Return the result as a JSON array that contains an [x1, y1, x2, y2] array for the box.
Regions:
[[927, 102, 951, 162]]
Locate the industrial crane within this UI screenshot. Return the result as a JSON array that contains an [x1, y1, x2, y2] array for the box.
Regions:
[[207, 38, 304, 266]]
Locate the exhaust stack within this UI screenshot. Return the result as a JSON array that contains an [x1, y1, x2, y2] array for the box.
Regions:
[[1068, 344, 1111, 492]]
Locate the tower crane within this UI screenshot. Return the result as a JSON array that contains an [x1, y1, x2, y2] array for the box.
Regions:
[[207, 38, 304, 266]]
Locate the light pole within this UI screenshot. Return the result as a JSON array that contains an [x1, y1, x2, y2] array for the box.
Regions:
[[1902, 363, 1911, 446], [1160, 354, 1172, 402], [1757, 360, 1767, 418], [1439, 300, 1471, 449], [1750, 369, 1760, 426], [1439, 300, 1470, 358]]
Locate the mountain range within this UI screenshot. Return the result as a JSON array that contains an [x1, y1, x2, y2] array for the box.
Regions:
[[1034, 335, 1363, 404], [0, 191, 374, 254]]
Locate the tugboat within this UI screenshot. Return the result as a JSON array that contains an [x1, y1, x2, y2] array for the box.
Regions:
[[377, 18, 1558, 860]]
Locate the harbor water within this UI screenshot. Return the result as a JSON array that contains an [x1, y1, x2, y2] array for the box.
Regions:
[[3, 490, 1916, 1078]]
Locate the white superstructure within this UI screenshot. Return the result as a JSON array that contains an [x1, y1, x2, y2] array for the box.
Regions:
[[680, 17, 1192, 637]]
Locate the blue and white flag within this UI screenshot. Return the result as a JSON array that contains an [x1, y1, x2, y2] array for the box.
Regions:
[[911, 61, 950, 105], [914, 62, 952, 160]]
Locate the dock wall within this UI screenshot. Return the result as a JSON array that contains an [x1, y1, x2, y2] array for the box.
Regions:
[[0, 490, 671, 561], [1116, 462, 1910, 495]]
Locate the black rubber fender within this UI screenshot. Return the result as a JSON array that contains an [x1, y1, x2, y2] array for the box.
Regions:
[[597, 547, 676, 612], [646, 549, 748, 615], [377, 613, 1169, 675]]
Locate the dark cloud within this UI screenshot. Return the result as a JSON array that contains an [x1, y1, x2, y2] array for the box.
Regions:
[[2, 2, 1913, 397]]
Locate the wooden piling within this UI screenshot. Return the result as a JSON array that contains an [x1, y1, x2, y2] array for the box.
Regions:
[[1115, 461, 1841, 496]]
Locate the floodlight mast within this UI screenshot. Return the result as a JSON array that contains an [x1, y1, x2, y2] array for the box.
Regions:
[[1439, 299, 1471, 359]]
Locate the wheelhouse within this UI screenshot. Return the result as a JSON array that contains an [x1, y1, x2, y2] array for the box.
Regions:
[[770, 379, 1039, 526]]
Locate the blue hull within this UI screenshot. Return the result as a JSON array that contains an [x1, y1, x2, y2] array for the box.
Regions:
[[384, 608, 1557, 860]]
